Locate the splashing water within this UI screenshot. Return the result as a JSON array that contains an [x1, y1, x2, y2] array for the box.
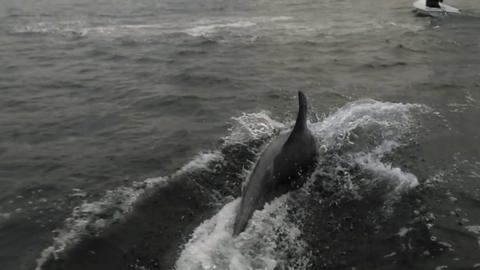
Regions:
[[223, 111, 285, 146], [175, 99, 429, 270], [175, 196, 309, 270]]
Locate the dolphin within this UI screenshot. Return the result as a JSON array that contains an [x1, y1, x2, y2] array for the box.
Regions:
[[233, 91, 317, 235]]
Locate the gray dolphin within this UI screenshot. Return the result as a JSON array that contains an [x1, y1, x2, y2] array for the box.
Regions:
[[233, 91, 317, 235]]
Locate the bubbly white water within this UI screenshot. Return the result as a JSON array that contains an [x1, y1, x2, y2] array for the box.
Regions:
[[312, 99, 425, 150], [175, 151, 223, 176], [175, 196, 309, 270], [223, 111, 285, 146]]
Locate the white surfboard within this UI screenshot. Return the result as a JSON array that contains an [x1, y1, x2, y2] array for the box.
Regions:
[[413, 0, 460, 17]]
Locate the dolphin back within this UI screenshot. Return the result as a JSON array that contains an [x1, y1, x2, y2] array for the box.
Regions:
[[233, 91, 317, 236]]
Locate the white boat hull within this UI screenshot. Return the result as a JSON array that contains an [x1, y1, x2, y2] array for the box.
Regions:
[[413, 0, 460, 17]]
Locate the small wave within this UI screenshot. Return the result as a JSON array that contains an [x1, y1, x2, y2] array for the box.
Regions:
[[424, 171, 448, 187], [354, 140, 419, 193], [465, 225, 480, 247], [185, 21, 257, 37], [354, 151, 419, 212], [11, 21, 89, 37], [175, 151, 224, 176], [312, 99, 428, 150], [465, 225, 480, 235], [35, 151, 223, 270], [84, 23, 178, 37], [304, 100, 427, 217], [223, 111, 285, 146], [34, 181, 167, 270]]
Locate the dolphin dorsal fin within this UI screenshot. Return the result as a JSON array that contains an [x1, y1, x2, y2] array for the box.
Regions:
[[286, 91, 308, 144]]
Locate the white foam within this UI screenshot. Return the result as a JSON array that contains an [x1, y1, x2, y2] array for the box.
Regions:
[[355, 153, 419, 191], [465, 91, 476, 103], [304, 99, 427, 217], [465, 225, 480, 235], [184, 16, 292, 38], [354, 140, 418, 192], [175, 195, 309, 270], [12, 21, 89, 37], [175, 151, 223, 176], [223, 111, 285, 146], [310, 100, 425, 195], [425, 171, 447, 187], [185, 21, 257, 37], [11, 20, 183, 39], [465, 225, 480, 247], [311, 99, 426, 150], [397, 227, 412, 237], [383, 252, 397, 258], [84, 23, 179, 37]]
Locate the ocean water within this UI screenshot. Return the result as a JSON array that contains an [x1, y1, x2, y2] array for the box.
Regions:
[[0, 0, 480, 269]]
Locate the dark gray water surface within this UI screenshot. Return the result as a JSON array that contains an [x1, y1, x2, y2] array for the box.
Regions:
[[1, 0, 480, 269]]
